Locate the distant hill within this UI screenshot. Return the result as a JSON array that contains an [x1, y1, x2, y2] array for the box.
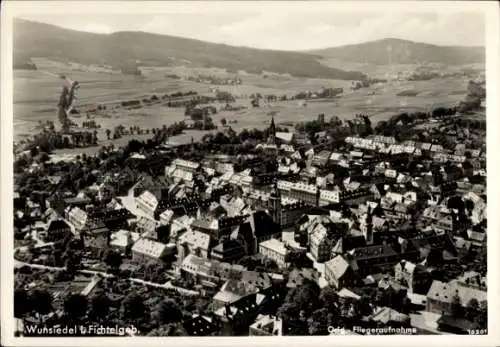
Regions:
[[310, 38, 485, 65], [13, 19, 366, 80]]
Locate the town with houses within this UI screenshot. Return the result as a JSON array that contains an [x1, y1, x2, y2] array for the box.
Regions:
[[12, 99, 488, 337]]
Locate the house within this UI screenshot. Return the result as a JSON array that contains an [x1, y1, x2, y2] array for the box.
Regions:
[[466, 229, 486, 249], [324, 255, 359, 289], [110, 229, 140, 253], [309, 222, 336, 263], [337, 288, 362, 304], [312, 150, 332, 167], [131, 174, 169, 198], [453, 237, 472, 258], [368, 306, 411, 327], [81, 224, 110, 256], [214, 286, 285, 336], [259, 238, 290, 268], [67, 206, 88, 231], [135, 190, 159, 218], [348, 244, 400, 275], [131, 238, 170, 263], [249, 315, 283, 336], [45, 219, 73, 242], [286, 268, 320, 288], [180, 254, 222, 284], [426, 279, 487, 316], [211, 238, 246, 263], [183, 314, 220, 336], [378, 275, 408, 308], [394, 260, 431, 294], [212, 271, 276, 310], [407, 233, 458, 265], [275, 132, 294, 144], [178, 229, 212, 259]]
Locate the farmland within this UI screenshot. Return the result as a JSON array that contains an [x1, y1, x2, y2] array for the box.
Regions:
[[14, 63, 471, 147]]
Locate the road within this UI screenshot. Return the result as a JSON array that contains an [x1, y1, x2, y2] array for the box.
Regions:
[[14, 260, 199, 295]]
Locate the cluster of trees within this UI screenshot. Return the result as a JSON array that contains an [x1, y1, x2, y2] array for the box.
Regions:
[[162, 91, 198, 100], [167, 96, 214, 109], [142, 95, 160, 104], [458, 80, 485, 114], [236, 255, 280, 272], [164, 73, 182, 80], [128, 125, 149, 135], [351, 79, 370, 90], [85, 104, 107, 114], [36, 120, 56, 131], [215, 90, 236, 102], [130, 261, 171, 284], [292, 88, 343, 100], [121, 99, 142, 107], [450, 295, 487, 328], [277, 281, 338, 335], [15, 275, 202, 336], [19, 129, 99, 156], [151, 122, 186, 143], [185, 104, 217, 119], [81, 120, 101, 129], [294, 114, 371, 143], [407, 70, 440, 81], [187, 74, 242, 85]]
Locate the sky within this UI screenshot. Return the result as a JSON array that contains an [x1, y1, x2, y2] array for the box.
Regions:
[[18, 10, 485, 51]]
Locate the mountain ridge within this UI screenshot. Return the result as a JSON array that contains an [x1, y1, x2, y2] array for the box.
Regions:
[[13, 18, 365, 80], [309, 37, 485, 65], [14, 19, 484, 77]]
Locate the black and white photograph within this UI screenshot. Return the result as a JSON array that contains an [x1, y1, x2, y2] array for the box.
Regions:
[[1, 1, 498, 346]]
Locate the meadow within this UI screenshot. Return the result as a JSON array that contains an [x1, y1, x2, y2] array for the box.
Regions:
[[14, 62, 470, 147]]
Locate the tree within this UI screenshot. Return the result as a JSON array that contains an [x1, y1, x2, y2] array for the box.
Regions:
[[220, 118, 227, 126], [450, 293, 463, 318], [475, 301, 487, 328], [307, 308, 331, 335], [121, 293, 147, 321], [466, 298, 479, 321], [30, 289, 53, 322], [152, 299, 183, 325], [63, 294, 88, 322], [147, 323, 188, 336], [105, 129, 111, 140], [285, 252, 313, 269], [103, 248, 122, 272], [14, 288, 30, 318], [320, 286, 339, 312], [89, 291, 111, 321], [156, 225, 171, 244]]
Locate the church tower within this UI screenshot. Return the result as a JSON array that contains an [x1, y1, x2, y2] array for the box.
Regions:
[[269, 179, 282, 226], [267, 114, 277, 144], [362, 207, 374, 245]]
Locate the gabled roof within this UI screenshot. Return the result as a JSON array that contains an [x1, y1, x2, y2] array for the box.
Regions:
[[427, 280, 487, 305], [179, 229, 211, 251], [350, 244, 398, 260], [369, 306, 409, 324], [47, 219, 71, 231], [131, 238, 167, 258], [183, 315, 218, 336], [325, 255, 357, 279], [276, 132, 294, 142]]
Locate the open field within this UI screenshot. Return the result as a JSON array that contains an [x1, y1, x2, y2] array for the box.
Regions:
[[15, 63, 471, 143]]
